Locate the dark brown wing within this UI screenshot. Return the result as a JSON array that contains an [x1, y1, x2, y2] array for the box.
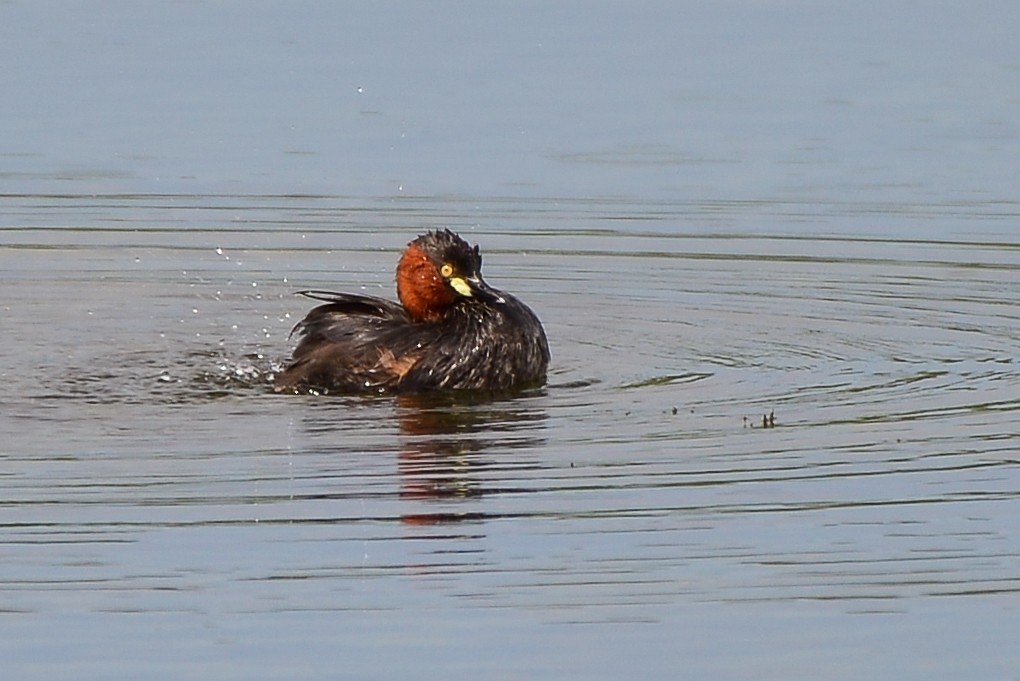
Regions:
[[274, 291, 442, 394], [286, 291, 408, 353]]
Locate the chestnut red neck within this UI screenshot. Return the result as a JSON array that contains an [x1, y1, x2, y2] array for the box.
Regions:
[[396, 243, 456, 322]]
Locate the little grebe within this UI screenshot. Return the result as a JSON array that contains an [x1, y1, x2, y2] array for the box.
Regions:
[[274, 229, 550, 394]]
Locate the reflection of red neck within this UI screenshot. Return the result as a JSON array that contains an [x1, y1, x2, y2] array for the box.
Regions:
[[395, 243, 455, 322]]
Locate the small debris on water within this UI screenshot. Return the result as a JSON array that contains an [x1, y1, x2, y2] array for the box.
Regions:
[[745, 411, 777, 429]]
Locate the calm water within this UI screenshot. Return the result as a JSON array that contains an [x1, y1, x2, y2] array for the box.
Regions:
[[3, 2, 1020, 680]]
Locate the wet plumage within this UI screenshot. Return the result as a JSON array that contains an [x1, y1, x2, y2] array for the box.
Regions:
[[274, 230, 550, 394]]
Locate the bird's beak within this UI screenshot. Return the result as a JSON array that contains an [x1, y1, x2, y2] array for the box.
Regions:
[[450, 275, 505, 304]]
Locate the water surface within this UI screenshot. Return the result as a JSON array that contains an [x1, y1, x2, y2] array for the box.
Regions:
[[2, 2, 1020, 680]]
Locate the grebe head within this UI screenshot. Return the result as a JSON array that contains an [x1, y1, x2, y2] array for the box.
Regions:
[[396, 229, 505, 322]]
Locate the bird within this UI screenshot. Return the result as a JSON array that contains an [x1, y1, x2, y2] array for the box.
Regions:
[[274, 229, 549, 394]]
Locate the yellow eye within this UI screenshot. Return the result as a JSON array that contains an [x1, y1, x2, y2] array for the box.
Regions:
[[440, 263, 454, 278]]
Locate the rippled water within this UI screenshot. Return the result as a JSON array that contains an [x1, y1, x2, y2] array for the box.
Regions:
[[4, 193, 1019, 679], [4, 1, 1020, 679]]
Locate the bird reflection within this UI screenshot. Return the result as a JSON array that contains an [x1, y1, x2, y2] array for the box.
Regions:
[[395, 392, 546, 525]]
